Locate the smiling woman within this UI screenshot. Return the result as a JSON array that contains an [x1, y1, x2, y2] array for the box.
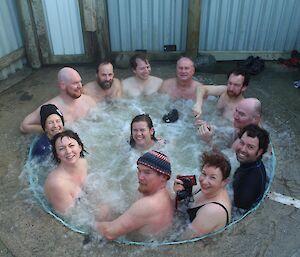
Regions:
[[24, 95, 276, 245], [129, 113, 158, 151], [44, 130, 87, 215]]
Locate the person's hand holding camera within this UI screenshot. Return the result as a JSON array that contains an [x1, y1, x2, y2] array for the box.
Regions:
[[173, 175, 185, 194]]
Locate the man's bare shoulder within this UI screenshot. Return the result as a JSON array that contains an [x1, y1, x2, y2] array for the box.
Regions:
[[83, 81, 98, 94], [122, 77, 134, 90], [159, 78, 176, 93], [122, 76, 135, 84], [80, 94, 97, 106], [149, 76, 163, 84], [113, 77, 121, 85], [113, 78, 122, 90], [128, 195, 162, 217]]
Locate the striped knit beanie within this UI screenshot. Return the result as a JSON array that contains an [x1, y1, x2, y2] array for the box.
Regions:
[[137, 150, 171, 179]]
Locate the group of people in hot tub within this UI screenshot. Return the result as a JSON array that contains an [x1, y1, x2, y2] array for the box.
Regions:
[[20, 54, 271, 240]]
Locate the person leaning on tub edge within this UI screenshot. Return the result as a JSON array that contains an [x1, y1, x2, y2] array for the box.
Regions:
[[95, 150, 173, 240], [20, 67, 96, 134], [31, 104, 64, 161]]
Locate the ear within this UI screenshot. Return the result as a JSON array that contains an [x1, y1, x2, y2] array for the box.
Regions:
[[241, 86, 247, 93], [160, 174, 169, 182], [150, 127, 154, 135], [221, 177, 230, 187], [257, 148, 263, 158], [192, 66, 195, 75], [59, 81, 66, 90]]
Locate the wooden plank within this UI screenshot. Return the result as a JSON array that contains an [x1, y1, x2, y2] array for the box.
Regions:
[[16, 0, 41, 68], [95, 0, 111, 60], [186, 0, 201, 58], [30, 0, 51, 64], [0, 48, 25, 70]]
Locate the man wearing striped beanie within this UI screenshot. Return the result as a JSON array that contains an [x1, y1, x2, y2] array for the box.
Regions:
[[96, 150, 174, 240]]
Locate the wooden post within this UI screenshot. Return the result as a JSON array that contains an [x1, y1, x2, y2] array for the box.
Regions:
[[186, 0, 201, 58], [16, 0, 41, 68], [95, 0, 111, 61]]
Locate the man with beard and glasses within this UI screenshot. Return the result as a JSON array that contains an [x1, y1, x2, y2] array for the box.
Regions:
[[193, 68, 250, 120], [20, 67, 96, 134], [232, 124, 270, 210], [122, 53, 163, 97], [95, 150, 173, 240], [83, 62, 122, 102]]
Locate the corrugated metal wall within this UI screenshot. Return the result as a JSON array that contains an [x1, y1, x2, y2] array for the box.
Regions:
[[42, 0, 84, 55], [107, 0, 189, 51], [199, 0, 300, 51], [0, 0, 24, 80]]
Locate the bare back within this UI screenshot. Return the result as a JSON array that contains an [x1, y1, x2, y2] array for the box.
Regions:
[[96, 187, 173, 240]]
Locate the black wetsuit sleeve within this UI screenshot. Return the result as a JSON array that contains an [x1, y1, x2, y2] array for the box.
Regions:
[[233, 167, 266, 210]]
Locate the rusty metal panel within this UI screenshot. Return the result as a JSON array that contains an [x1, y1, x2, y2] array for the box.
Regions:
[[199, 0, 300, 51], [42, 0, 84, 55], [107, 0, 189, 51], [0, 0, 24, 80]]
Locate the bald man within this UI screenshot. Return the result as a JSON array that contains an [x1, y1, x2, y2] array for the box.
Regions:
[[159, 57, 205, 101], [83, 62, 122, 102], [197, 98, 262, 148], [20, 67, 96, 134]]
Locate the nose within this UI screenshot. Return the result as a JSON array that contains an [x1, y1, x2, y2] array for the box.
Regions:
[[137, 171, 145, 180], [200, 176, 209, 186], [65, 146, 72, 154]]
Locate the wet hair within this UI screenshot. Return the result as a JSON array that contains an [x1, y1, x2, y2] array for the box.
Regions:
[[51, 130, 86, 163], [200, 150, 231, 180], [96, 60, 112, 73], [129, 53, 149, 70], [129, 114, 157, 148], [228, 68, 250, 87], [238, 124, 270, 155]]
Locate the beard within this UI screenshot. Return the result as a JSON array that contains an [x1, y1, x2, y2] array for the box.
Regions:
[[227, 89, 242, 98], [97, 78, 113, 90]]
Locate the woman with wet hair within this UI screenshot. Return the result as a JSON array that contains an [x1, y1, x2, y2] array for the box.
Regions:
[[174, 150, 232, 237], [129, 114, 164, 151], [44, 130, 87, 214]]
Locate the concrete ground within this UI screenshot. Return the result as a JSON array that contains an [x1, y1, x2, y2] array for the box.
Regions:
[[0, 61, 299, 257]]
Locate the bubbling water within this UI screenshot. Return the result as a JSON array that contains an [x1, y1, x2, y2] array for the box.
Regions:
[[23, 93, 275, 243]]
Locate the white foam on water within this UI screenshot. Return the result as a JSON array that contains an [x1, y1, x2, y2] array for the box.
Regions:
[[23, 93, 275, 242]]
